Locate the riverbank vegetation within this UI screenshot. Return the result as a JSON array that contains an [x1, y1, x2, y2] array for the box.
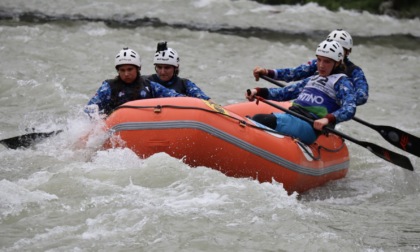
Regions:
[[254, 0, 420, 19]]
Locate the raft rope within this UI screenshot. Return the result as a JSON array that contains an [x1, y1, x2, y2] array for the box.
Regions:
[[115, 104, 346, 158], [296, 139, 346, 161], [116, 104, 258, 127]]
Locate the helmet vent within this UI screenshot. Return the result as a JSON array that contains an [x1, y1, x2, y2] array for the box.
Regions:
[[326, 29, 353, 50]]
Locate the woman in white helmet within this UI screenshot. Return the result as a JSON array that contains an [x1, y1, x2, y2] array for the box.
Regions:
[[246, 40, 356, 145], [144, 42, 211, 101], [85, 47, 184, 116], [253, 29, 369, 106]]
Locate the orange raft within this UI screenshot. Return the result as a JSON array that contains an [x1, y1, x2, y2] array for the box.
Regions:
[[103, 97, 349, 194]]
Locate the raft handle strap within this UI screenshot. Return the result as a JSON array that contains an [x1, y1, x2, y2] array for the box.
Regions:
[[154, 105, 162, 113]]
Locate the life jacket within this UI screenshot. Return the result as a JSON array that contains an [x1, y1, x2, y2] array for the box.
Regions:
[[105, 76, 152, 114], [144, 74, 187, 95], [292, 73, 346, 119]]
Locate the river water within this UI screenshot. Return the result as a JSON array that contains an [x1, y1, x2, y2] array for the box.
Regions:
[[1, 0, 419, 251]]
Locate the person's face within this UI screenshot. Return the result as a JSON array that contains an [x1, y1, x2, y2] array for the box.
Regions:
[[117, 64, 138, 83], [316, 56, 337, 77], [155, 64, 176, 82]]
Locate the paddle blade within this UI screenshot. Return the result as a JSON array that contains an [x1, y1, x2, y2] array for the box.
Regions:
[[361, 140, 414, 171], [0, 130, 62, 149], [256, 90, 414, 171], [376, 125, 420, 158]]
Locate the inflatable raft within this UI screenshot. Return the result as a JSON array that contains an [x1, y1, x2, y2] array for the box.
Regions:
[[103, 97, 349, 194]]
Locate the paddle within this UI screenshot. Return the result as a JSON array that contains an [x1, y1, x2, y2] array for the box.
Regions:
[[259, 75, 420, 158], [247, 92, 413, 171], [0, 130, 63, 149]]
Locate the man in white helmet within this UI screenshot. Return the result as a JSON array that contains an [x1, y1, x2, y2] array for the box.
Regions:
[[253, 29, 369, 106], [144, 42, 211, 101], [246, 40, 356, 145], [85, 47, 184, 116]]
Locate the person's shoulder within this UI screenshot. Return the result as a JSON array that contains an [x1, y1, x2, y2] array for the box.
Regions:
[[148, 79, 158, 86], [177, 76, 190, 82], [345, 58, 361, 68], [100, 79, 114, 87], [337, 74, 353, 86], [296, 59, 317, 71], [149, 80, 167, 89]]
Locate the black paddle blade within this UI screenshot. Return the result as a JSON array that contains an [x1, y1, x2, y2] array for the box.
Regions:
[[376, 125, 420, 158], [259, 75, 419, 158], [361, 140, 414, 171], [352, 117, 420, 158], [0, 130, 62, 149], [256, 97, 414, 171]]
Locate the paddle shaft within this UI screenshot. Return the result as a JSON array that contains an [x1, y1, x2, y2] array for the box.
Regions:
[[259, 75, 420, 158], [252, 95, 413, 171]]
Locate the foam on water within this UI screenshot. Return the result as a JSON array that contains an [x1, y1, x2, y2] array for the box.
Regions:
[[2, 142, 319, 250]]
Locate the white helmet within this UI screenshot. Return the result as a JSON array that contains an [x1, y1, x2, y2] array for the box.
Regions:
[[115, 48, 141, 68], [153, 42, 179, 67], [316, 40, 344, 62], [326, 29, 353, 50]]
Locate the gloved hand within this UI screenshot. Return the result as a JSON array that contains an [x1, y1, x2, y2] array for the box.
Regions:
[[83, 104, 102, 120], [253, 66, 268, 81], [246, 89, 258, 101], [84, 104, 99, 114]]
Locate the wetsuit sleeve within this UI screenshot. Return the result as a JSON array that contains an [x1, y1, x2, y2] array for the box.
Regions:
[[150, 82, 186, 98], [184, 79, 211, 100], [271, 59, 318, 82], [85, 81, 112, 114], [331, 77, 356, 123], [350, 67, 369, 106]]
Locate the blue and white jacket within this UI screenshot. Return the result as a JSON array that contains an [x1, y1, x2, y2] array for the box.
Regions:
[[144, 74, 211, 100], [260, 74, 356, 124], [270, 57, 369, 106]]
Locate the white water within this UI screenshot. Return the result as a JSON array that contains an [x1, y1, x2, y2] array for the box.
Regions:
[[1, 0, 420, 251]]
